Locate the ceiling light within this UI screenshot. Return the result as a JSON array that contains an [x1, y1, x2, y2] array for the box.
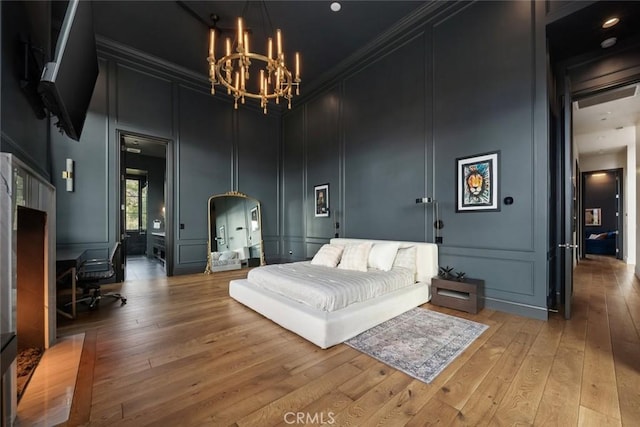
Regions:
[[330, 2, 341, 12], [602, 17, 619, 28], [126, 147, 141, 154], [601, 37, 617, 48], [207, 2, 301, 114]]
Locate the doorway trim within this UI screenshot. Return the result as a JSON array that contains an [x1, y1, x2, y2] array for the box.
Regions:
[[116, 130, 174, 277], [550, 41, 640, 319]]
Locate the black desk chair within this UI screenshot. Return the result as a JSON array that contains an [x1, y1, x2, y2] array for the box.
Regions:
[[73, 242, 127, 309]]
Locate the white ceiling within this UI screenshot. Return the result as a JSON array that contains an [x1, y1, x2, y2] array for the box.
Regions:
[[573, 82, 640, 154]]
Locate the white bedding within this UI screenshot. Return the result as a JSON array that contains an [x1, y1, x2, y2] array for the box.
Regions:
[[247, 262, 414, 312], [229, 238, 439, 348]]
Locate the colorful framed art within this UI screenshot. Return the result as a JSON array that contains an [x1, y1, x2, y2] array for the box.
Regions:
[[456, 151, 500, 212]]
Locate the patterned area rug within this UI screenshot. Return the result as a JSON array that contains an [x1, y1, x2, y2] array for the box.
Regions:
[[345, 307, 489, 383]]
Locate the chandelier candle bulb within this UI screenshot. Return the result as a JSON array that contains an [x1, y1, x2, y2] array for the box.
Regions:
[[209, 29, 215, 58], [277, 29, 282, 56], [244, 32, 249, 54], [295, 53, 300, 79], [237, 18, 243, 50]]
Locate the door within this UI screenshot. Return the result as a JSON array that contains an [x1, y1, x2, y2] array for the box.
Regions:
[[559, 76, 576, 319], [615, 173, 623, 260], [117, 141, 127, 281]]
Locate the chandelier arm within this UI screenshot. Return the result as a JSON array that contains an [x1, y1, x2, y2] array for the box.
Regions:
[[213, 52, 295, 100]]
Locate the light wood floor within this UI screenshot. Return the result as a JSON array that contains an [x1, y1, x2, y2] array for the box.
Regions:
[[53, 256, 640, 426]]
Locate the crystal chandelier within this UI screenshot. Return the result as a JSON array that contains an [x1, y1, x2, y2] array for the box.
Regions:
[[207, 7, 301, 114]]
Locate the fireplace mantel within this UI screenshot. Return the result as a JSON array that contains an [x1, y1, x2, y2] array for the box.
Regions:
[[0, 153, 56, 426]]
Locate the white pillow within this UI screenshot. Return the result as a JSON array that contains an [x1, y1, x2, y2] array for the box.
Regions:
[[219, 250, 238, 261], [392, 246, 417, 279], [211, 252, 221, 261], [338, 243, 372, 272], [368, 242, 400, 271], [311, 244, 344, 267]]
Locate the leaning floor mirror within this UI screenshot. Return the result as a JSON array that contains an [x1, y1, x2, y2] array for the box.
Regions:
[[205, 191, 265, 274]]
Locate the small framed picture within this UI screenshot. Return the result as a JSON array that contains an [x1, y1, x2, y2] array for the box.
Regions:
[[456, 151, 500, 212], [585, 208, 601, 226], [314, 184, 329, 217], [250, 206, 260, 231]]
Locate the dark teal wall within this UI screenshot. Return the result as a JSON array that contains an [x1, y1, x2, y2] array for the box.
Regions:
[[281, 0, 550, 319], [2, 0, 589, 319], [583, 171, 619, 233], [52, 43, 281, 274]]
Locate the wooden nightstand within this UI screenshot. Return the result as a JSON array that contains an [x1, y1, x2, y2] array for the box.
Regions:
[[430, 276, 484, 314]]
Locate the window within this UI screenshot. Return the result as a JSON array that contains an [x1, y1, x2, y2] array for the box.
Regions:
[[125, 177, 148, 231]]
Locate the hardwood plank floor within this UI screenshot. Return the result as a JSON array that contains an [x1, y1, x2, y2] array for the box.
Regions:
[[49, 256, 640, 426]]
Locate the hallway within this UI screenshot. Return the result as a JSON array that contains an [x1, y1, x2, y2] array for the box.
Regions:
[[125, 255, 165, 281], [562, 254, 640, 425]]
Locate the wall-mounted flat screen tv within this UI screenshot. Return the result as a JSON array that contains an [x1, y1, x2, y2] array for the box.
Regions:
[[39, 0, 98, 141]]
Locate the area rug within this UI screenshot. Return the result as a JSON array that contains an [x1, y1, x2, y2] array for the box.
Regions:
[[345, 307, 489, 383]]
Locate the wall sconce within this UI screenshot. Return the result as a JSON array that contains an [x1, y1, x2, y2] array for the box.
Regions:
[[61, 158, 74, 192], [416, 197, 442, 243]]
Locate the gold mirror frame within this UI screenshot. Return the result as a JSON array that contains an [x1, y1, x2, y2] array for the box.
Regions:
[[205, 191, 265, 274]]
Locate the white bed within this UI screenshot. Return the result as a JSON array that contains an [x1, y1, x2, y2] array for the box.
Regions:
[[228, 238, 439, 348]]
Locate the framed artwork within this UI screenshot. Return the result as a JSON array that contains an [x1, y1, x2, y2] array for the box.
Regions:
[[456, 151, 500, 212], [585, 208, 601, 226], [250, 206, 260, 231], [314, 183, 329, 217]]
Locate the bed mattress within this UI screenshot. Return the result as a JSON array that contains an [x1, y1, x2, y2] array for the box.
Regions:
[[246, 261, 415, 312]]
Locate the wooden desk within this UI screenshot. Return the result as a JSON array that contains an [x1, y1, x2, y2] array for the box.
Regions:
[[56, 249, 85, 319]]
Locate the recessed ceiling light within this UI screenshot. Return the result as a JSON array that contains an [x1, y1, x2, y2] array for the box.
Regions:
[[330, 2, 341, 12], [601, 37, 617, 48], [603, 17, 620, 28]]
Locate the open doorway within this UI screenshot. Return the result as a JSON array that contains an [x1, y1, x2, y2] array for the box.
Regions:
[[581, 169, 623, 260], [119, 132, 171, 280], [573, 82, 639, 265], [546, 1, 640, 320]]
